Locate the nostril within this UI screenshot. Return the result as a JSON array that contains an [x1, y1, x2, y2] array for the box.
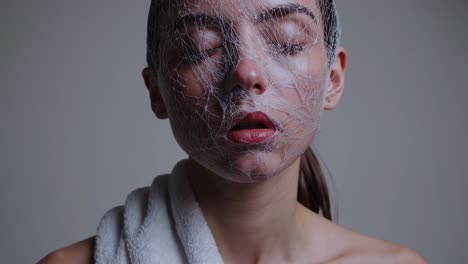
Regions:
[[252, 83, 266, 95]]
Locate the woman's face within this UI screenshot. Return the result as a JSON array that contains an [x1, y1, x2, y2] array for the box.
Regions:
[[154, 0, 330, 182]]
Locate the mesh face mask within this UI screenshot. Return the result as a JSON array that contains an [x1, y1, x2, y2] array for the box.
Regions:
[[147, 0, 341, 183]]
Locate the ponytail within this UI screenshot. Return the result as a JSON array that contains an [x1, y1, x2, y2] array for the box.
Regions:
[[298, 146, 332, 221]]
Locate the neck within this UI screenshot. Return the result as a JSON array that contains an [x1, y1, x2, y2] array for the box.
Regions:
[[188, 158, 308, 263]]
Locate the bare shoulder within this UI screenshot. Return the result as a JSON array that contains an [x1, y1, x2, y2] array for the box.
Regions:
[[329, 244, 427, 264], [37, 236, 96, 264], [327, 225, 427, 264], [304, 212, 427, 264], [390, 247, 428, 264]]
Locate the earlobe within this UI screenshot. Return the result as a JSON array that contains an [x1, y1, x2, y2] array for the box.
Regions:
[[142, 67, 168, 119], [324, 47, 347, 111]]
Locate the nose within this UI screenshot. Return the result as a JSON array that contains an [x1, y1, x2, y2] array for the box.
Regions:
[[229, 58, 267, 95]]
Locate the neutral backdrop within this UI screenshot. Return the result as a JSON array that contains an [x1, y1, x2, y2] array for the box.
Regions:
[[1, 0, 467, 263]]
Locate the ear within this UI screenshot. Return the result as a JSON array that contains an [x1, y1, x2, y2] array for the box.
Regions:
[[142, 67, 168, 119], [324, 47, 347, 111]]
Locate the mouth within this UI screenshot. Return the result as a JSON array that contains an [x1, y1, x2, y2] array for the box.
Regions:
[[226, 112, 277, 144]]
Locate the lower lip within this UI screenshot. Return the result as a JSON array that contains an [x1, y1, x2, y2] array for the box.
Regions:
[[226, 128, 276, 144]]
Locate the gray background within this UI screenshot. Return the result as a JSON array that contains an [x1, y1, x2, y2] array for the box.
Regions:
[[1, 0, 467, 263]]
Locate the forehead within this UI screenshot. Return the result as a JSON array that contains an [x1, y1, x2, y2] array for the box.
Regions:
[[172, 0, 320, 23]]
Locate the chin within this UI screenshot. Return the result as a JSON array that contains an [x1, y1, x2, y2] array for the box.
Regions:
[[207, 151, 292, 183], [177, 127, 309, 184]]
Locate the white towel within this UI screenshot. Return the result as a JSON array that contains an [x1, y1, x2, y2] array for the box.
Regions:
[[94, 159, 224, 264]]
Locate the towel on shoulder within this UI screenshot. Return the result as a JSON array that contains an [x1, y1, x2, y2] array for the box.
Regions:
[[94, 159, 224, 264]]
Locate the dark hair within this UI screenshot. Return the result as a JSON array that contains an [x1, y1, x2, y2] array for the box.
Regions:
[[298, 146, 332, 220], [297, 0, 340, 221], [145, 0, 340, 221]]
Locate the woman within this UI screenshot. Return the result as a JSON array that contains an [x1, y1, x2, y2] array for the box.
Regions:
[[39, 0, 426, 263]]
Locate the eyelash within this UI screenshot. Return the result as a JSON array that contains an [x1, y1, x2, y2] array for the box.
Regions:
[[182, 42, 305, 64], [270, 43, 305, 56], [183, 47, 220, 63]]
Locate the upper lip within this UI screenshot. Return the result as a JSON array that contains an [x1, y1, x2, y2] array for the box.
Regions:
[[230, 111, 277, 131]]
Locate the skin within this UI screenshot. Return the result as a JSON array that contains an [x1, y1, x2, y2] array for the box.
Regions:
[[153, 0, 331, 183], [38, 0, 428, 263]]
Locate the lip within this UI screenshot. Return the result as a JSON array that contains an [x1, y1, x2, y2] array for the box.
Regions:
[[226, 112, 277, 144]]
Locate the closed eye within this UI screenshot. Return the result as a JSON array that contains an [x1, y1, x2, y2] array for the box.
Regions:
[[270, 43, 305, 56], [183, 46, 222, 64]]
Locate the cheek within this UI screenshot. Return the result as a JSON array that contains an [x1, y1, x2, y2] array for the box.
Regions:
[[161, 70, 225, 143], [161, 68, 222, 120], [267, 53, 328, 112], [169, 67, 212, 98]]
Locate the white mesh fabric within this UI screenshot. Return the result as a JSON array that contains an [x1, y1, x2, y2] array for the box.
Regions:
[[146, 0, 341, 183]]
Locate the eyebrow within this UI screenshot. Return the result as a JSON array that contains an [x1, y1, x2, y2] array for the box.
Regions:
[[173, 3, 316, 31], [174, 13, 226, 31], [254, 4, 316, 24]]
